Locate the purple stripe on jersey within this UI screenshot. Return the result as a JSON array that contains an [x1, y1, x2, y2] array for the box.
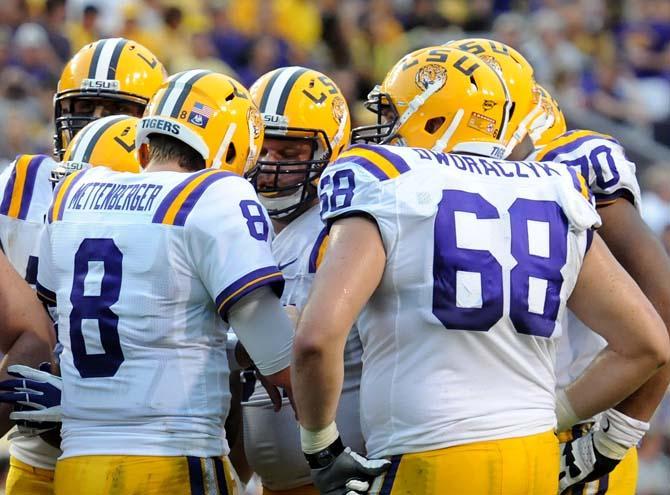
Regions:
[[565, 166, 592, 201], [585, 228, 595, 254], [595, 473, 610, 494], [308, 225, 330, 273], [0, 162, 18, 215], [540, 133, 618, 162], [352, 143, 411, 173], [54, 170, 87, 222], [151, 169, 211, 224], [215, 266, 285, 321], [36, 281, 56, 306], [213, 458, 229, 495], [172, 171, 235, 226], [380, 455, 402, 495], [186, 456, 204, 495], [346, 156, 389, 181], [17, 155, 47, 220]]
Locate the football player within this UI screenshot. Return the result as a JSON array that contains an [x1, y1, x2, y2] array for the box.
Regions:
[[0, 113, 144, 475], [528, 96, 670, 494], [241, 66, 364, 495], [292, 47, 669, 494], [35, 70, 294, 495], [455, 38, 670, 494], [0, 37, 166, 495], [417, 38, 670, 494]]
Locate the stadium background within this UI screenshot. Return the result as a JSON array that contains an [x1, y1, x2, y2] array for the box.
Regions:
[[1, 0, 670, 492]]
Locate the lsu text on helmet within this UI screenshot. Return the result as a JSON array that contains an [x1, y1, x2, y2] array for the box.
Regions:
[[54, 38, 166, 159], [52, 115, 141, 183], [444, 38, 542, 156], [247, 66, 351, 218], [136, 70, 264, 175], [355, 46, 511, 159]]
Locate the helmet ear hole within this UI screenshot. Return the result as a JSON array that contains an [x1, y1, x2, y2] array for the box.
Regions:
[[225, 143, 237, 164], [425, 117, 446, 134]]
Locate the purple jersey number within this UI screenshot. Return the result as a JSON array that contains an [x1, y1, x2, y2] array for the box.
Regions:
[[433, 190, 568, 337], [69, 238, 124, 378], [240, 199, 270, 241]]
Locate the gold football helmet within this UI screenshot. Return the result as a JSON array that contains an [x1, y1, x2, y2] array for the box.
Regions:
[[354, 46, 511, 159], [52, 115, 141, 183], [444, 38, 542, 156], [54, 38, 166, 159], [247, 67, 351, 218], [529, 84, 567, 146], [136, 70, 264, 175]]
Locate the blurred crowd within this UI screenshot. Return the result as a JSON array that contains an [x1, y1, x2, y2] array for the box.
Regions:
[[1, 0, 670, 493], [3, 0, 670, 158]]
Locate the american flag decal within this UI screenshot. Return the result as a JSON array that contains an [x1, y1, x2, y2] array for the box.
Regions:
[[188, 102, 214, 128]]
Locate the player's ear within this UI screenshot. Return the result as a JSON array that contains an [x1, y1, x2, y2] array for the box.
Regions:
[[138, 143, 150, 169]]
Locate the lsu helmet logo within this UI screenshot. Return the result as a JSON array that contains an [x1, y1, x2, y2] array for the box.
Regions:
[[415, 64, 447, 92], [248, 107, 263, 139], [331, 96, 346, 125]]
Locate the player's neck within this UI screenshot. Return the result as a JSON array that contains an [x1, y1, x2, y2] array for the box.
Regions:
[[143, 159, 197, 173], [506, 135, 535, 161]]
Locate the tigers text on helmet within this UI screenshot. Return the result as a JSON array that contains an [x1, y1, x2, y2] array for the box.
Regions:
[[136, 70, 264, 175], [54, 38, 166, 159], [354, 46, 511, 159], [444, 38, 542, 157], [247, 66, 351, 218], [51, 115, 141, 183], [529, 84, 567, 147]]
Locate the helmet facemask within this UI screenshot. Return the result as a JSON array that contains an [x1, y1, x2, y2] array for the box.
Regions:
[[351, 86, 400, 145], [53, 91, 146, 160], [246, 127, 332, 219]]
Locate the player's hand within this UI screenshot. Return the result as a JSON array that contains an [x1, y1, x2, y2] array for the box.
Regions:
[[558, 430, 620, 493], [0, 363, 62, 425], [306, 437, 391, 495]]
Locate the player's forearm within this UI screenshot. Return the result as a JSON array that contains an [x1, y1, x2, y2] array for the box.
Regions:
[[293, 320, 345, 430], [566, 234, 670, 422], [598, 203, 670, 420], [564, 346, 665, 422]]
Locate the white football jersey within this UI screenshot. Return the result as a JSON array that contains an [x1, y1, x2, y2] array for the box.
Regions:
[[0, 154, 62, 469], [319, 144, 600, 458], [36, 166, 285, 459], [242, 205, 364, 491], [530, 131, 642, 388], [0, 155, 58, 283]]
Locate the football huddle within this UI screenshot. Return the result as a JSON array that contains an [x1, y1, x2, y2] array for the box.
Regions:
[[0, 29, 669, 495]]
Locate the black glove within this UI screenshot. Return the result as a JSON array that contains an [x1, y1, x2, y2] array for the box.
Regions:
[[306, 437, 391, 495]]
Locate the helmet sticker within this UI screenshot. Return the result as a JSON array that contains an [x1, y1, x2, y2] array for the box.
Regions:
[[248, 107, 263, 139], [468, 112, 497, 137], [414, 64, 447, 92], [331, 96, 346, 125]]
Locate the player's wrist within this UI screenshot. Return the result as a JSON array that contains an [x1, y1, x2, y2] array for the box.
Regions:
[[300, 421, 341, 455], [594, 408, 649, 459], [303, 436, 345, 469]]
